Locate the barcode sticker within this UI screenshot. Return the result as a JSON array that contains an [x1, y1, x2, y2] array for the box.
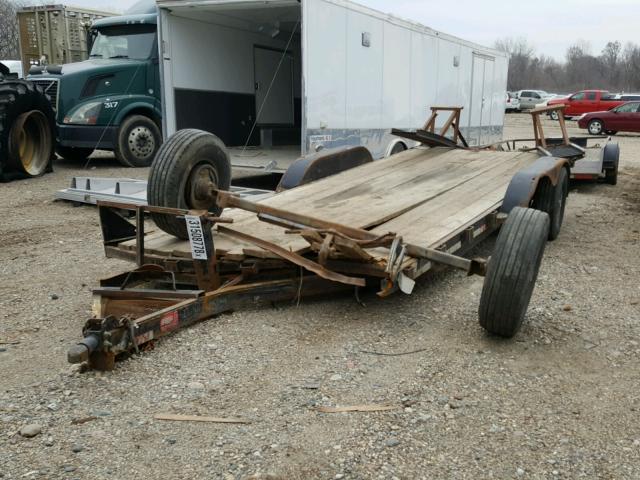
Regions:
[[185, 215, 207, 260]]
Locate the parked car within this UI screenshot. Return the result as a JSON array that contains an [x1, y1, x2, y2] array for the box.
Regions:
[[547, 90, 624, 120], [612, 93, 640, 101], [577, 101, 640, 135], [516, 90, 550, 110], [506, 92, 520, 112]]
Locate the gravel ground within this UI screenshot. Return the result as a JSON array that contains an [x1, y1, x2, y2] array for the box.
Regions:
[[1, 114, 639, 479]]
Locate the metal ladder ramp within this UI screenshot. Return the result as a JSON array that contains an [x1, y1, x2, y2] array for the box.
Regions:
[[55, 177, 273, 205]]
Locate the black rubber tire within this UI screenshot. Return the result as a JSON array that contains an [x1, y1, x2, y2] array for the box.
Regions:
[[479, 207, 550, 337], [56, 146, 94, 162], [532, 169, 568, 241], [147, 129, 231, 239], [587, 119, 604, 135], [0, 79, 55, 177], [389, 142, 407, 156], [602, 143, 619, 186], [114, 114, 161, 167]]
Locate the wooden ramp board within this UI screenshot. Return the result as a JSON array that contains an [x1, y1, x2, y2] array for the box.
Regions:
[[374, 150, 540, 247], [117, 148, 540, 260]]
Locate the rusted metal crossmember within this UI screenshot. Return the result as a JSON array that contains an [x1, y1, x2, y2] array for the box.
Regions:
[[215, 191, 488, 281]]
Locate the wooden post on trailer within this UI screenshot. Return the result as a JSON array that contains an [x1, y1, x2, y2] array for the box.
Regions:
[[422, 106, 466, 146], [529, 105, 569, 151]]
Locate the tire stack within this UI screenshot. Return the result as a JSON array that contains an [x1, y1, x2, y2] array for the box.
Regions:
[[0, 67, 55, 182]]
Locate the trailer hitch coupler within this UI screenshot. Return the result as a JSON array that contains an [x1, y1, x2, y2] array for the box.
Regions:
[[67, 334, 101, 364]]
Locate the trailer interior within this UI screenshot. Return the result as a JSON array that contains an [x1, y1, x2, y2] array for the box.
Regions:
[[162, 2, 302, 168]]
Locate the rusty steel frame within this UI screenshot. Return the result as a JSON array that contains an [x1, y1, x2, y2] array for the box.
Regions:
[[69, 197, 505, 370]]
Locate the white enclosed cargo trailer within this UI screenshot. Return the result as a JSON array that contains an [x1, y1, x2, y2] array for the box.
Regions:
[[156, 0, 508, 169]]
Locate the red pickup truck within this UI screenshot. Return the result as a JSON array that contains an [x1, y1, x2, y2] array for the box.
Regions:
[[547, 90, 624, 119]]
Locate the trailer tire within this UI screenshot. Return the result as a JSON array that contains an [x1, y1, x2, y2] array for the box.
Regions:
[[56, 146, 94, 162], [114, 115, 161, 167], [148, 129, 231, 239], [602, 143, 619, 186], [478, 207, 550, 338], [0, 80, 54, 179], [532, 169, 568, 241]]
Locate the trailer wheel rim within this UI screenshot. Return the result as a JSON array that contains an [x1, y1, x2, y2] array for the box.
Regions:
[[185, 162, 219, 210], [9, 110, 51, 176], [128, 126, 155, 159]]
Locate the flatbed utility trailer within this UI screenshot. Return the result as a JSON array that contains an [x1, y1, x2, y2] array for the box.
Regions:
[[67, 108, 587, 370]]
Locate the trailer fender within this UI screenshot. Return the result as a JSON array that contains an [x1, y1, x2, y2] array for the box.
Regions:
[[385, 139, 408, 157], [501, 156, 569, 213], [277, 146, 373, 192]]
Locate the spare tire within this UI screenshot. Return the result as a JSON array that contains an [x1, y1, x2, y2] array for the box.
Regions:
[[0, 80, 55, 180], [147, 129, 232, 239]]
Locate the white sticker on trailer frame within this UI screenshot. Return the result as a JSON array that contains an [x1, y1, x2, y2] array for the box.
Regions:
[[185, 215, 207, 260]]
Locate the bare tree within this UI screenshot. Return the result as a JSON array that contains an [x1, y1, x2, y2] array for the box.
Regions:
[[600, 41, 621, 89], [494, 37, 536, 91], [0, 0, 25, 59], [622, 43, 640, 91]]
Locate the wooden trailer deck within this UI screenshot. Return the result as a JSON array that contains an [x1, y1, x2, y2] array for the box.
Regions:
[[116, 146, 541, 267]]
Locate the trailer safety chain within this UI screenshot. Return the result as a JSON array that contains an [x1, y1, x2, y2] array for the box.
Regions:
[[354, 286, 366, 307], [295, 266, 303, 307], [123, 317, 140, 355]]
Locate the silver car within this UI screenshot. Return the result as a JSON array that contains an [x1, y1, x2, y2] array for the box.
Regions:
[[516, 90, 549, 110]]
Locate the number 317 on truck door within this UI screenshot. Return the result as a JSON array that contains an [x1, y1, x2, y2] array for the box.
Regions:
[[103, 101, 119, 109]]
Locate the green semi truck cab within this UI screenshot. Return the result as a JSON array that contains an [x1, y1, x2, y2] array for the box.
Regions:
[[27, 0, 160, 166]]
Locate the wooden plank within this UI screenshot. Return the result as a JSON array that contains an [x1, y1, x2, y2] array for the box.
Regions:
[[154, 413, 250, 424], [223, 149, 531, 256], [375, 151, 539, 247]]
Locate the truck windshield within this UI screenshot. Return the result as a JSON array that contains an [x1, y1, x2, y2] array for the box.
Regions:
[[90, 25, 156, 60]]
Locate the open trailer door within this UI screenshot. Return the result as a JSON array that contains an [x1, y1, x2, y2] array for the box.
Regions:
[[157, 0, 303, 171]]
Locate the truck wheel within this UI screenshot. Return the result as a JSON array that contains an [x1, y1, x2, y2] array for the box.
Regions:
[[114, 115, 161, 167], [602, 143, 619, 186], [478, 207, 550, 338], [531, 169, 568, 241], [56, 146, 94, 162], [549, 111, 559, 121], [0, 80, 54, 178], [147, 129, 231, 239], [587, 119, 603, 135]]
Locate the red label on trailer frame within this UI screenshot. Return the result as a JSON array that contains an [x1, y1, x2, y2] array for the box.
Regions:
[[160, 311, 179, 333]]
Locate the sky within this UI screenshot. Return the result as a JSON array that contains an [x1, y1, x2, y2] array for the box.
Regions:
[[70, 0, 640, 61]]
